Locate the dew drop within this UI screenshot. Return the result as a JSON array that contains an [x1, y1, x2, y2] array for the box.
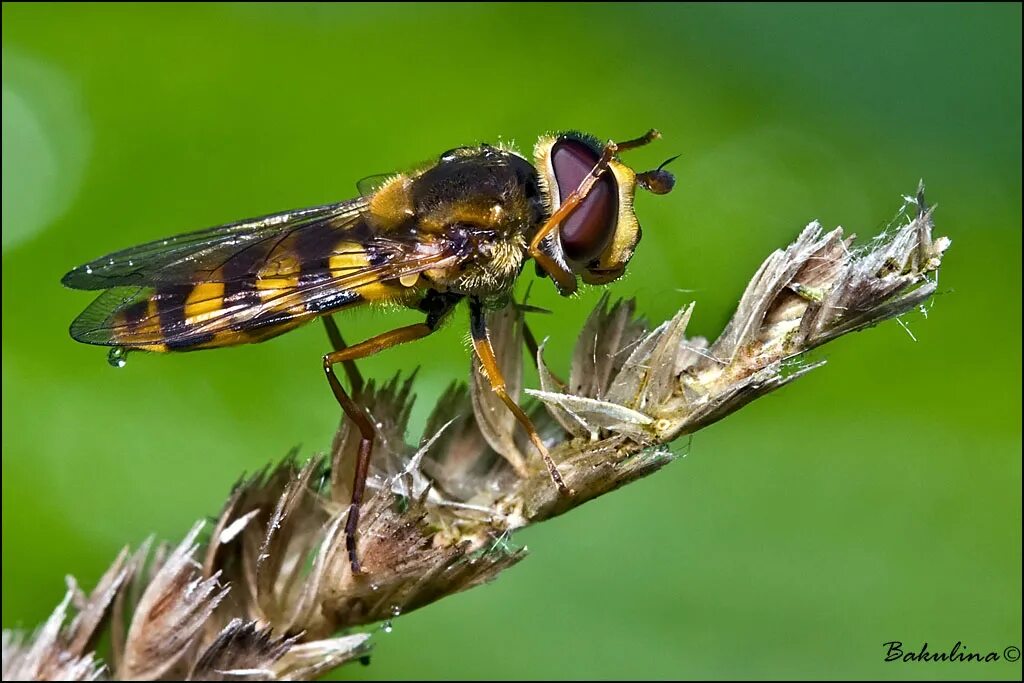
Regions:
[[84, 265, 93, 275], [107, 347, 128, 368], [390, 604, 402, 617], [370, 583, 380, 592], [382, 620, 393, 634]]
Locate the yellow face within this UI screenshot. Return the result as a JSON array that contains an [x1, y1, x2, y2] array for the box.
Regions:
[[533, 132, 643, 285]]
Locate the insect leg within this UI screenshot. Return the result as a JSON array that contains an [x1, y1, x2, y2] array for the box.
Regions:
[[613, 128, 662, 153], [325, 324, 433, 574], [324, 292, 461, 574], [469, 298, 572, 495], [321, 315, 364, 393], [528, 129, 661, 295]]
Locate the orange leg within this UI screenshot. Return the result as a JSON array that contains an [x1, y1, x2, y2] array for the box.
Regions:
[[469, 298, 571, 495], [321, 315, 364, 394], [529, 129, 661, 295], [324, 314, 451, 574]]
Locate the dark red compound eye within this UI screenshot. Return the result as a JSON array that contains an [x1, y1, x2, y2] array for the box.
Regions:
[[551, 138, 618, 264]]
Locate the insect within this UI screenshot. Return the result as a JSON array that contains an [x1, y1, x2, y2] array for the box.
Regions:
[[62, 129, 677, 573]]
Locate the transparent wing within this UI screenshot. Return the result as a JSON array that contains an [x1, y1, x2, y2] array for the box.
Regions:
[[61, 199, 368, 290], [68, 239, 460, 348]]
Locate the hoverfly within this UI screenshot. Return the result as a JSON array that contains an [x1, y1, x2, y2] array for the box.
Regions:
[[62, 129, 676, 572]]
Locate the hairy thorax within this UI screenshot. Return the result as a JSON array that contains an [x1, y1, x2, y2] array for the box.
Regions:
[[368, 144, 543, 302], [437, 230, 527, 299]]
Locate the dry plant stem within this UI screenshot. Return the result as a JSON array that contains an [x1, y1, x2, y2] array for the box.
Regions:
[[2, 189, 949, 681]]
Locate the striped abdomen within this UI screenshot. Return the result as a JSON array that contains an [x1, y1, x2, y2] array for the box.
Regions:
[[71, 221, 419, 353]]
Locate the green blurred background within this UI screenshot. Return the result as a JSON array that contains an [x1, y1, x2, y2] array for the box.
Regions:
[[3, 3, 1020, 679]]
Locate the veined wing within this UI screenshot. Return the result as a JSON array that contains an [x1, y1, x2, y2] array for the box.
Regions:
[[61, 198, 369, 290], [68, 236, 460, 351]]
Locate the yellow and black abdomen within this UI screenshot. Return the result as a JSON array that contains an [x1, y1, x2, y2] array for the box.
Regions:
[[68, 215, 417, 354], [86, 279, 335, 353]]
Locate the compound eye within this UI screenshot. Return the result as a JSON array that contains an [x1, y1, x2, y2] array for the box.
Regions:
[[551, 139, 618, 263]]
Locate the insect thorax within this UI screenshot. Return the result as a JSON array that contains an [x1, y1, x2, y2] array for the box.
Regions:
[[372, 145, 544, 300]]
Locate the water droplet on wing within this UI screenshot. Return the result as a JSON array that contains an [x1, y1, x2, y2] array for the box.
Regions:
[[107, 347, 128, 368]]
